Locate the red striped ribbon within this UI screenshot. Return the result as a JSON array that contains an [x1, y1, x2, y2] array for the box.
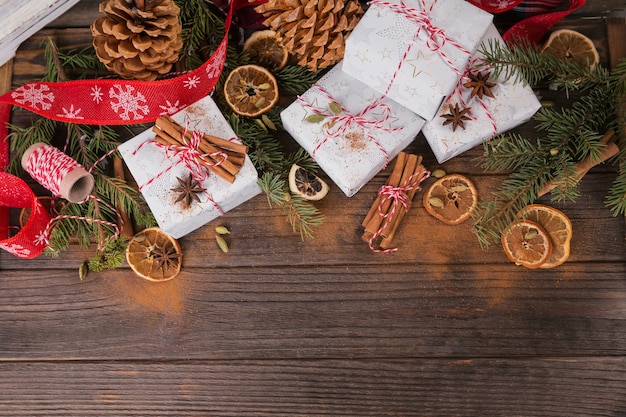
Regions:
[[0, 5, 235, 258]]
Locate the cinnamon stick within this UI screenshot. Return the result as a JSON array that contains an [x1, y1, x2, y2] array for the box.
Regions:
[[538, 130, 619, 198], [380, 159, 428, 249], [153, 132, 236, 183], [155, 116, 243, 177], [361, 152, 408, 242], [379, 153, 418, 239]]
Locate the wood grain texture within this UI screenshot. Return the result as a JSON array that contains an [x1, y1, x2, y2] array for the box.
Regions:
[[0, 1, 625, 416], [0, 359, 624, 416]]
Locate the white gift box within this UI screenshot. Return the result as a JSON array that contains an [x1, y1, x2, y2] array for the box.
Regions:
[[118, 95, 262, 239], [342, 0, 492, 121], [281, 62, 425, 197], [422, 24, 542, 164]]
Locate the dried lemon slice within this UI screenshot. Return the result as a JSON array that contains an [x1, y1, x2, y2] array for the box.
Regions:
[[423, 173, 478, 225], [126, 227, 182, 282], [517, 204, 572, 268], [223, 64, 279, 118], [501, 219, 553, 269], [243, 30, 289, 71], [288, 164, 329, 201], [542, 29, 599, 70]]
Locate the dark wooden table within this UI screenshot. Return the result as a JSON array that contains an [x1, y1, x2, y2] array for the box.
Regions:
[[1, 1, 625, 415]]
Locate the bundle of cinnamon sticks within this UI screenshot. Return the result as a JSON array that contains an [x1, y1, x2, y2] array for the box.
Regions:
[[151, 115, 248, 183], [361, 152, 429, 250]]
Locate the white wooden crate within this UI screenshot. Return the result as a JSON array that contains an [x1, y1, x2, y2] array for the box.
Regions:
[[0, 0, 81, 66]]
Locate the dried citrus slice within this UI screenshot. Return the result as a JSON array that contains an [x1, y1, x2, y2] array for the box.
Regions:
[[422, 173, 478, 225], [126, 227, 182, 282], [517, 204, 572, 268], [223, 64, 279, 117], [288, 163, 329, 201], [542, 29, 599, 69], [501, 219, 553, 269], [243, 30, 289, 71]]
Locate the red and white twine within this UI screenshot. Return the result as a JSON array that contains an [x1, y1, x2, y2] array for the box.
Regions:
[[368, 0, 472, 96], [133, 124, 226, 215], [24, 142, 122, 252], [368, 170, 430, 254], [298, 84, 402, 169]]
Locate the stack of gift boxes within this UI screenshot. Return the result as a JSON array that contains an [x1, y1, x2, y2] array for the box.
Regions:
[[282, 0, 541, 196], [119, 0, 541, 238]]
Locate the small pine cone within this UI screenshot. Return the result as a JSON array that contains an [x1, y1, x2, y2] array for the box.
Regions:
[[91, 0, 183, 81], [255, 0, 363, 72]]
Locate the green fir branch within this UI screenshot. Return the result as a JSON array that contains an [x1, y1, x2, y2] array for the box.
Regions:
[[258, 172, 324, 239], [276, 65, 324, 95], [479, 38, 611, 93], [474, 43, 626, 247], [176, 0, 225, 70]]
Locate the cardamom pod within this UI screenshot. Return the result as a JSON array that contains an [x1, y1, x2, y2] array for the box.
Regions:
[[78, 261, 89, 281], [215, 235, 229, 253], [525, 230, 538, 240], [261, 114, 277, 131], [450, 184, 468, 192], [432, 169, 446, 178], [428, 197, 445, 208], [215, 226, 230, 235]]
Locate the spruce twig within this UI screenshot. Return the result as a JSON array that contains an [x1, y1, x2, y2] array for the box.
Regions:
[[474, 42, 626, 247]]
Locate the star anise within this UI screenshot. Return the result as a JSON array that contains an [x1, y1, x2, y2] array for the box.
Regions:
[[463, 71, 497, 99], [171, 175, 206, 207], [149, 243, 181, 272], [440, 103, 471, 132]]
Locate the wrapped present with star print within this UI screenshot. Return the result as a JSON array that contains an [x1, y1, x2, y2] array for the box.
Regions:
[[422, 24, 542, 164], [342, 0, 493, 121], [281, 61, 425, 197], [118, 95, 262, 239]]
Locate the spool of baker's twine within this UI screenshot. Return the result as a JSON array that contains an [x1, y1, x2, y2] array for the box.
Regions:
[[22, 142, 94, 203], [21, 142, 121, 251]]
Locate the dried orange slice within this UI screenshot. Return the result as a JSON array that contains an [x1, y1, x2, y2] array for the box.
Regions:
[[288, 163, 329, 201], [243, 30, 289, 71], [223, 64, 279, 117], [517, 204, 572, 268], [542, 29, 599, 70], [422, 173, 478, 225], [126, 227, 182, 282], [501, 219, 553, 269]]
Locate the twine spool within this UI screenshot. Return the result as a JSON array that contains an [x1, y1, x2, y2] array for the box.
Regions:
[[21, 142, 94, 203]]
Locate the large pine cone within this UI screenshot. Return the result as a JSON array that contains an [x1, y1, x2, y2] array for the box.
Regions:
[[91, 0, 183, 81], [255, 0, 363, 72]]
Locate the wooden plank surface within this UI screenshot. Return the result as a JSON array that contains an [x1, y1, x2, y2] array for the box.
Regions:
[[0, 1, 625, 416]]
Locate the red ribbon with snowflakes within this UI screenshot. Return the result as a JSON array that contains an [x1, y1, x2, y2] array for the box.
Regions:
[[0, 4, 240, 258]]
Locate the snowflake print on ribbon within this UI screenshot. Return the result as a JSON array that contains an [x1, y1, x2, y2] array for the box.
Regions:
[[34, 231, 48, 247], [11, 84, 55, 110], [206, 43, 227, 79], [91, 86, 104, 103], [184, 75, 201, 89], [57, 104, 84, 120], [109, 84, 150, 120], [159, 100, 182, 115], [0, 243, 31, 258]]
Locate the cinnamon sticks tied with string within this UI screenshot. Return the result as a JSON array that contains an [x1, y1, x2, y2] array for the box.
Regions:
[[151, 115, 248, 183], [361, 152, 429, 250]]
